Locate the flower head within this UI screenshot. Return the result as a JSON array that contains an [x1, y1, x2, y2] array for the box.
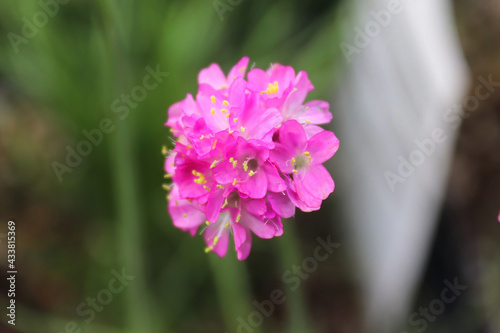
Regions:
[[164, 57, 339, 260]]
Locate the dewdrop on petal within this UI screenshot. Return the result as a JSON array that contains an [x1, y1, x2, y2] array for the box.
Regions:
[[163, 57, 339, 260]]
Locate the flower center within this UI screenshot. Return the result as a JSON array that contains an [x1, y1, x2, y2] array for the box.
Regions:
[[246, 158, 259, 172], [291, 152, 311, 173], [241, 158, 259, 177]]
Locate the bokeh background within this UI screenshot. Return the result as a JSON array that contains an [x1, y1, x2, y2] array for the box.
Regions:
[[0, 0, 499, 332]]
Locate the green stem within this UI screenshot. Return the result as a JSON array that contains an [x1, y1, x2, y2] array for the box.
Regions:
[[209, 255, 260, 333], [275, 222, 313, 333]]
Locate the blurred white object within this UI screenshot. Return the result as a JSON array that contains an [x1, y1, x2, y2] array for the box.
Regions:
[[332, 0, 469, 331]]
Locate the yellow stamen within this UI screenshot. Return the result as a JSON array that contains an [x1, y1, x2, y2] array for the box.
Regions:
[[220, 108, 228, 113], [205, 246, 213, 253], [291, 157, 296, 165], [161, 146, 168, 156], [225, 114, 230, 118], [303, 151, 311, 163], [239, 66, 247, 73], [205, 221, 211, 225], [213, 236, 219, 245], [203, 185, 211, 191], [216, 184, 224, 189], [236, 214, 241, 222], [232, 178, 237, 186], [183, 214, 187, 218], [240, 126, 246, 132], [233, 118, 239, 122], [211, 108, 215, 115], [211, 95, 216, 103], [192, 170, 207, 184], [248, 170, 256, 177], [210, 160, 218, 169], [224, 222, 230, 228], [164, 174, 172, 179], [292, 169, 298, 173], [222, 201, 228, 209], [261, 81, 279, 95], [167, 195, 173, 200], [223, 100, 230, 106], [305, 120, 311, 124], [162, 184, 171, 191], [212, 139, 218, 150]]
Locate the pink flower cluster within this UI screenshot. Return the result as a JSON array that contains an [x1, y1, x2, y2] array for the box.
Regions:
[[164, 57, 339, 260]]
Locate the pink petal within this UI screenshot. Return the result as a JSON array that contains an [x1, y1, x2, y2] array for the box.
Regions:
[[239, 96, 283, 142], [247, 68, 269, 92], [205, 188, 225, 223], [269, 143, 295, 174], [198, 63, 227, 89], [267, 191, 296, 218], [300, 100, 333, 124], [242, 198, 267, 216], [243, 213, 277, 239], [236, 227, 252, 260], [306, 130, 340, 165], [211, 230, 230, 258], [204, 217, 231, 258], [204, 222, 231, 258], [196, 84, 229, 132], [238, 169, 268, 199], [278, 120, 307, 153], [228, 77, 247, 109], [263, 162, 287, 192], [168, 186, 206, 230], [287, 185, 322, 212], [267, 64, 296, 98], [303, 124, 325, 139], [293, 71, 314, 93], [296, 164, 335, 202], [164, 153, 176, 175], [232, 220, 247, 251], [166, 99, 184, 130], [282, 93, 332, 125], [173, 158, 212, 199], [227, 57, 249, 85], [268, 215, 284, 237]]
